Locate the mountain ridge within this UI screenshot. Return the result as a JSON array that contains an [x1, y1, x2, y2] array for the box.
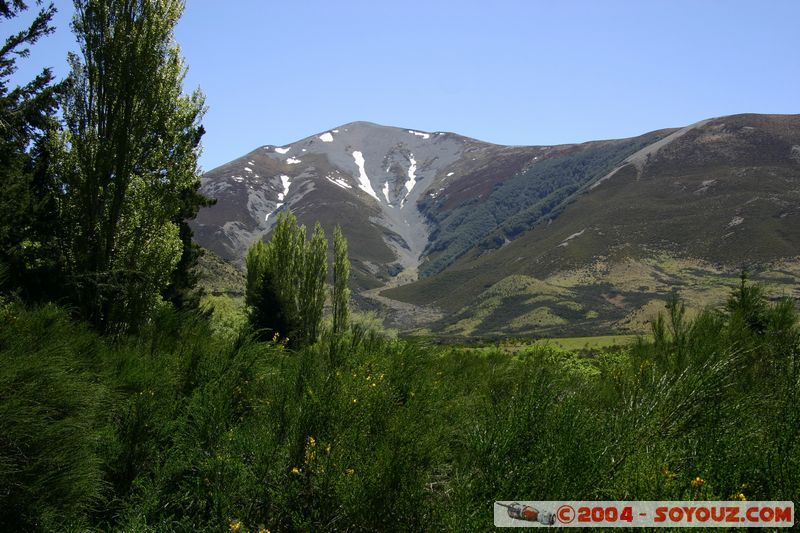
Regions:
[[192, 113, 800, 337]]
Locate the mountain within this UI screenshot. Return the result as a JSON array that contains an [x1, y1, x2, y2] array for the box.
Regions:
[[385, 114, 800, 337], [193, 114, 800, 338], [193, 122, 490, 290], [192, 122, 671, 286]]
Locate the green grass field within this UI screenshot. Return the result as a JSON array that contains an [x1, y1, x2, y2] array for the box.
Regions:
[[533, 334, 642, 351]]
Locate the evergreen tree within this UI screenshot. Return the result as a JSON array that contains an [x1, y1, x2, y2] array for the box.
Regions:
[[55, 0, 207, 332], [0, 1, 61, 300], [727, 270, 768, 335], [332, 224, 350, 334], [249, 268, 297, 341], [161, 177, 216, 311]]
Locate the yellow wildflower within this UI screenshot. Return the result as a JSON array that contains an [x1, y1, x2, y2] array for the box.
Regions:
[[352, 398, 357, 404], [736, 491, 747, 501], [345, 468, 355, 475], [308, 436, 316, 447], [291, 467, 301, 475], [691, 476, 705, 487], [229, 520, 242, 532]]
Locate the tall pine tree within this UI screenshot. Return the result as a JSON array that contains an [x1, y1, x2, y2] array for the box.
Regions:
[[0, 1, 61, 300]]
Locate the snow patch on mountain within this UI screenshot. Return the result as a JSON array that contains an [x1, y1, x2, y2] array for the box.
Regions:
[[383, 180, 391, 203], [287, 157, 302, 165], [326, 175, 352, 189], [558, 228, 586, 247], [727, 216, 744, 228], [319, 132, 334, 142], [408, 130, 430, 140], [278, 175, 291, 201], [352, 151, 380, 201], [405, 155, 417, 193], [401, 155, 417, 206], [274, 147, 290, 154], [263, 175, 293, 222]]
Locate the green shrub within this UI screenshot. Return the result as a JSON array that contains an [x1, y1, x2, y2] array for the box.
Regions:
[[1, 275, 798, 530]]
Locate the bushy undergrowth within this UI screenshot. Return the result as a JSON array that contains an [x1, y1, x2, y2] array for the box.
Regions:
[[1, 284, 798, 531]]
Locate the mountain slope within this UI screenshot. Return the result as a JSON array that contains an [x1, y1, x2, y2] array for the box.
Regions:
[[384, 114, 800, 337], [417, 129, 675, 276], [193, 122, 469, 290], [192, 121, 667, 291], [194, 114, 800, 337]]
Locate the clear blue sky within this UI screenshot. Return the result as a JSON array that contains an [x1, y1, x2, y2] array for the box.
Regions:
[[9, 0, 800, 171]]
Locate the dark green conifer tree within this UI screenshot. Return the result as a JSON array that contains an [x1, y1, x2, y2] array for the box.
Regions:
[[249, 268, 298, 341], [0, 1, 61, 300]]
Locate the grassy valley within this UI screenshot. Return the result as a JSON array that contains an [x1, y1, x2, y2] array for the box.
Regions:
[[394, 256, 800, 339]]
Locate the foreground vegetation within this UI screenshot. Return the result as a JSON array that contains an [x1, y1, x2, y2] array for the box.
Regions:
[[2, 278, 798, 531], [1, 2, 798, 531]]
